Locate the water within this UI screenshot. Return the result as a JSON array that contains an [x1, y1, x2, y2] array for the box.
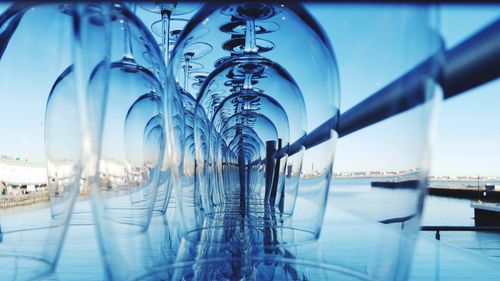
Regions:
[[0, 178, 499, 280], [0, 200, 49, 216], [330, 178, 500, 263]]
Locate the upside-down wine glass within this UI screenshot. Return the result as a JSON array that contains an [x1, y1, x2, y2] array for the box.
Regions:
[[85, 4, 172, 280], [0, 3, 109, 280], [309, 4, 442, 280]]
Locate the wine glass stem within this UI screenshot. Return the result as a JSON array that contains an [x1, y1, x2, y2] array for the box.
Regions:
[[129, 2, 137, 13], [243, 74, 253, 90], [122, 20, 134, 61], [244, 20, 257, 53], [161, 9, 171, 65], [183, 57, 190, 90]]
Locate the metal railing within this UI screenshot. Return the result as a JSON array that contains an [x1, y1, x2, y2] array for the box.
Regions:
[[276, 18, 500, 159], [421, 225, 500, 240]]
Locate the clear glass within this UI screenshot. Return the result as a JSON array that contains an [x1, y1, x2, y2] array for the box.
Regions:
[[139, 2, 202, 16], [176, 92, 205, 234], [151, 18, 189, 43], [79, 4, 185, 280], [98, 7, 164, 227], [308, 3, 442, 280], [133, 257, 371, 281], [0, 3, 85, 280], [168, 3, 340, 244]]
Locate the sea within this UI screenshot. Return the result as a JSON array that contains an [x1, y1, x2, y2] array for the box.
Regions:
[[330, 178, 500, 264], [0, 178, 499, 279]]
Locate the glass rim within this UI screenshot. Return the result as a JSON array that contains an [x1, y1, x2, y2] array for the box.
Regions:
[[181, 224, 320, 246], [131, 256, 375, 281]]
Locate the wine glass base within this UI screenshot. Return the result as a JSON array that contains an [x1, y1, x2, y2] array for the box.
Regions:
[[130, 257, 372, 281], [182, 225, 319, 248]]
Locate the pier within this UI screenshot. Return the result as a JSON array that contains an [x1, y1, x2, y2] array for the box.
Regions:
[[428, 185, 500, 200], [371, 179, 419, 188], [371, 179, 500, 200], [0, 191, 49, 208], [472, 203, 500, 226]]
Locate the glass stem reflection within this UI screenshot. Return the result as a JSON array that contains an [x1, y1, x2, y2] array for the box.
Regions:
[[183, 54, 192, 91], [121, 19, 135, 62], [160, 8, 171, 64], [244, 19, 258, 53]]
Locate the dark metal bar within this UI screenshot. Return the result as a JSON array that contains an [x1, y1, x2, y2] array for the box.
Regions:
[[442, 18, 500, 99], [421, 226, 500, 232], [338, 56, 438, 138], [422, 226, 500, 241], [280, 18, 500, 158], [270, 139, 282, 206], [338, 18, 498, 139]]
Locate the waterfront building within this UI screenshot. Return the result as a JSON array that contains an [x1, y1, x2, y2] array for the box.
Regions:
[[0, 159, 47, 194]]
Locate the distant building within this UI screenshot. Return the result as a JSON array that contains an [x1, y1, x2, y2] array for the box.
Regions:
[[0, 159, 47, 196], [0, 159, 46, 186]]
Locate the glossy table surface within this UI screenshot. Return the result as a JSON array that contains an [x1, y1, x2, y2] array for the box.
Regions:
[[15, 199, 494, 281]]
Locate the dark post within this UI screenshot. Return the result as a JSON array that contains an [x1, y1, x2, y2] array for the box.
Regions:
[[265, 141, 276, 203], [270, 139, 282, 207], [238, 152, 246, 217]]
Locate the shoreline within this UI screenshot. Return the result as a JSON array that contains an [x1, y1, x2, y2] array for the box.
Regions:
[[0, 191, 49, 209], [335, 176, 500, 182]]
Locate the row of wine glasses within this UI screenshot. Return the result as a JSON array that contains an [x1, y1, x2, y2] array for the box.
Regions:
[[166, 3, 440, 281], [165, 3, 341, 280], [0, 2, 442, 281]]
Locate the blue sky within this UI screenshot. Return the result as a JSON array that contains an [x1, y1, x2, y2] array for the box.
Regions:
[[0, 3, 498, 177], [427, 5, 499, 176], [306, 4, 500, 176]]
